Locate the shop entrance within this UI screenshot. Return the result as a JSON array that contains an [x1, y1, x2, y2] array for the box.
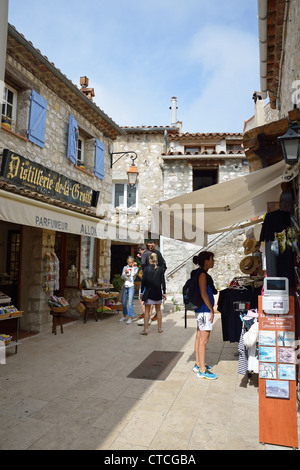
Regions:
[[0, 221, 22, 308]]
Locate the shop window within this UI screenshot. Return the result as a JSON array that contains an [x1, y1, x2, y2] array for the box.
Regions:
[[193, 169, 218, 191], [113, 183, 137, 211], [7, 230, 20, 281], [65, 234, 80, 287], [80, 237, 98, 287], [1, 84, 17, 131]]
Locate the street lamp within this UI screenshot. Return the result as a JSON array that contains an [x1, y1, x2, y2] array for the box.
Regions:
[[110, 151, 139, 187], [278, 124, 300, 165]]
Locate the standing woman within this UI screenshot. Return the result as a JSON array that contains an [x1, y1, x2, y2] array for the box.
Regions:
[[139, 253, 166, 335], [193, 251, 218, 380]]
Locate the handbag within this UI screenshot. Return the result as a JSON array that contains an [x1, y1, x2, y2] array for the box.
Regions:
[[142, 287, 151, 302]]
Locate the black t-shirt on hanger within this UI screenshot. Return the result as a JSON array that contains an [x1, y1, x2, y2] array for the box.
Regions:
[[259, 210, 295, 287]]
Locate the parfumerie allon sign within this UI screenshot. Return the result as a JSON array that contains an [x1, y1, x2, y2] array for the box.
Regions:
[[1, 149, 100, 208]]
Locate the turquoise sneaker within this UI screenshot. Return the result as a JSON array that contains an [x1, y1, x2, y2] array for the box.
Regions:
[[197, 369, 218, 380], [193, 364, 212, 373]]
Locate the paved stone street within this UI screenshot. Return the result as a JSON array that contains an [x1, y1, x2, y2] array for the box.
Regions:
[[0, 302, 299, 450]]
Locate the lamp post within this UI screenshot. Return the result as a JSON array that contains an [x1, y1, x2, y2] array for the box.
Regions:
[[278, 124, 300, 165], [110, 151, 139, 188]]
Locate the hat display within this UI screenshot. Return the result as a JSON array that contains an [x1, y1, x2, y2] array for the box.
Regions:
[[240, 256, 259, 275], [243, 238, 261, 255]]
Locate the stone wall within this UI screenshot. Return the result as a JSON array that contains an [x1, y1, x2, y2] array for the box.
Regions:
[[1, 54, 115, 332], [278, 0, 300, 118]]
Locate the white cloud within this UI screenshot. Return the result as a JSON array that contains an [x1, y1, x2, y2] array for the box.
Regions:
[[180, 25, 260, 132]]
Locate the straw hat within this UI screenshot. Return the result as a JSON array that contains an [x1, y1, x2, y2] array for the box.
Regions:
[[243, 238, 260, 255], [240, 256, 259, 275]]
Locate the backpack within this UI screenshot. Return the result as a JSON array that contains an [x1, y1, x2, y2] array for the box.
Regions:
[[182, 268, 204, 310]]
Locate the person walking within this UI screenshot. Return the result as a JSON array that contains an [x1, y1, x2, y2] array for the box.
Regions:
[[192, 251, 218, 380], [119, 256, 138, 324], [139, 253, 166, 335], [141, 240, 167, 323]]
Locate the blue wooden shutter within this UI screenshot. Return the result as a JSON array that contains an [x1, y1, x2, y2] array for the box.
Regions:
[[94, 139, 105, 179], [67, 114, 78, 164], [27, 90, 48, 148]]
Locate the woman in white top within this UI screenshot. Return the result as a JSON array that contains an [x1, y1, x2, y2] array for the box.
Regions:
[[119, 256, 138, 324]]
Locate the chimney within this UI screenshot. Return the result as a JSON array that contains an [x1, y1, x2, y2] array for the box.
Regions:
[[80, 76, 95, 101], [170, 97, 178, 126], [252, 91, 265, 127]]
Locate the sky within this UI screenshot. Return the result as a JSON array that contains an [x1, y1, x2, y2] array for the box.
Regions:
[[8, 0, 261, 133]]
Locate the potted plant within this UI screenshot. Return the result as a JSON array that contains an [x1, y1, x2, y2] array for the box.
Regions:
[[112, 274, 124, 293]]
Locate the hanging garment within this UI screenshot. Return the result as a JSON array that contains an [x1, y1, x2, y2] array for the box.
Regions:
[[259, 210, 295, 286], [218, 286, 260, 343], [238, 328, 248, 375]]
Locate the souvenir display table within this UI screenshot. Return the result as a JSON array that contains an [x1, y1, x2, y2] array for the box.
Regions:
[[0, 293, 23, 354], [49, 306, 69, 334], [48, 296, 70, 334]]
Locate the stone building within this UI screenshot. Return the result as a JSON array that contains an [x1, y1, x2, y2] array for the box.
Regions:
[[112, 98, 250, 299], [0, 25, 126, 333]]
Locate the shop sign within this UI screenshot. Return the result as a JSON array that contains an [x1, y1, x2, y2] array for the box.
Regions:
[[1, 149, 99, 208]]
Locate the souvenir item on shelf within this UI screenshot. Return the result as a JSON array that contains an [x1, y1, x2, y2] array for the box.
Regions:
[[48, 296, 69, 309], [0, 334, 12, 345], [42, 251, 60, 293]]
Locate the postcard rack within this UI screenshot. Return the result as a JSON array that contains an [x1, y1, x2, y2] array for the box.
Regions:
[[258, 296, 298, 448]]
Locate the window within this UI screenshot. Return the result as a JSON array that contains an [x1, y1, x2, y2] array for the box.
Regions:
[[226, 144, 243, 153], [114, 183, 137, 210], [65, 234, 80, 287], [185, 147, 200, 154], [7, 230, 21, 281], [77, 136, 85, 165], [80, 237, 98, 287], [193, 169, 218, 191], [67, 114, 105, 178], [204, 146, 216, 154], [2, 85, 17, 131]]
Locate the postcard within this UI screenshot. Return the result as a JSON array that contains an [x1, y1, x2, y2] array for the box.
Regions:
[[265, 380, 289, 399], [259, 346, 276, 362], [278, 364, 296, 381], [259, 362, 276, 379], [259, 330, 276, 346], [277, 347, 295, 364], [277, 331, 295, 347]]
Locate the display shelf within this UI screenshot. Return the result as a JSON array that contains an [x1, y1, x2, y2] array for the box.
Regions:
[[0, 314, 22, 354]]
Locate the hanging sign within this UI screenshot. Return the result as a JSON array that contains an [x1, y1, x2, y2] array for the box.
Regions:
[[1, 149, 99, 208]]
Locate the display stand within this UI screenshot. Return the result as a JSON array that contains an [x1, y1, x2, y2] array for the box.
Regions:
[[0, 312, 22, 353], [50, 306, 69, 334], [97, 287, 122, 320], [82, 299, 98, 323], [258, 296, 298, 448]]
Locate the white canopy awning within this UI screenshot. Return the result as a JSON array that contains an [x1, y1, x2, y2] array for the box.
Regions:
[[0, 190, 144, 244], [151, 160, 288, 246]]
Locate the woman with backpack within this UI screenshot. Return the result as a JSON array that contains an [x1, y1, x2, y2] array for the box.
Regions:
[[139, 252, 166, 335], [193, 251, 218, 380]]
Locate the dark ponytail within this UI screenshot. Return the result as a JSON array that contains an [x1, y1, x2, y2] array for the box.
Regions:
[[193, 251, 214, 268]]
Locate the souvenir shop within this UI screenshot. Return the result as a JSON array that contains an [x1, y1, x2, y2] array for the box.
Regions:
[[155, 158, 300, 448], [217, 179, 300, 447], [0, 208, 110, 335], [0, 183, 143, 335]]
